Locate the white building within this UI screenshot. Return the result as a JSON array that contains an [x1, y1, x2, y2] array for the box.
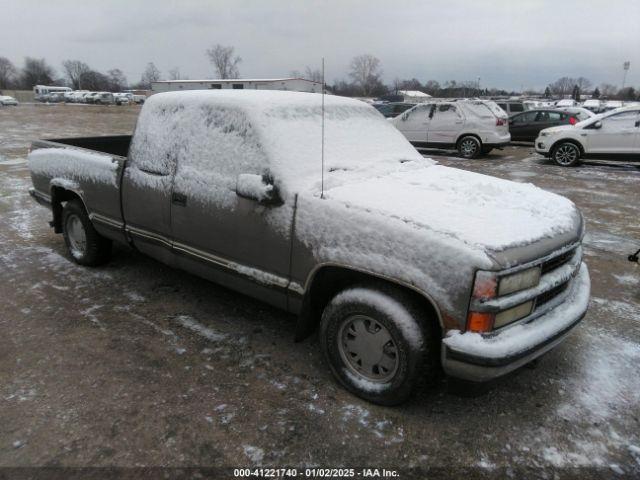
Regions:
[[152, 78, 323, 94]]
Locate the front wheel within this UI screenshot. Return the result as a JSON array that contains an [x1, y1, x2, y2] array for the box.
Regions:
[[552, 142, 581, 167], [320, 286, 438, 405], [62, 199, 112, 266], [457, 136, 482, 159]]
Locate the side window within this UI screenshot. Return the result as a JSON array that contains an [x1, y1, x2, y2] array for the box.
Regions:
[[509, 103, 524, 112], [171, 105, 268, 205], [210, 84, 222, 89], [232, 84, 244, 89], [498, 103, 507, 112], [129, 104, 182, 175], [513, 112, 536, 123], [433, 104, 461, 120], [601, 110, 639, 129]]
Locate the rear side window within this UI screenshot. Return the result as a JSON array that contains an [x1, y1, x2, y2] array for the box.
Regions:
[[509, 103, 524, 112], [465, 102, 495, 118]]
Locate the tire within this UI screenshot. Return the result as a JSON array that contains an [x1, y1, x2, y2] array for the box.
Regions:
[[320, 285, 438, 405], [551, 142, 581, 167], [457, 136, 482, 159], [62, 199, 112, 266]]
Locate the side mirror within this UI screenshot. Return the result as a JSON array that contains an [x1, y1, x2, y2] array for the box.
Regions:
[[593, 120, 602, 129], [236, 173, 282, 206]]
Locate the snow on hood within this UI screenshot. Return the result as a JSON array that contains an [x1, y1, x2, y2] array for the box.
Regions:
[[322, 164, 581, 253]]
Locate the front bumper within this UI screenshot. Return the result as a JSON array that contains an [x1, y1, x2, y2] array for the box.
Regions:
[[442, 262, 590, 382], [535, 138, 552, 156]]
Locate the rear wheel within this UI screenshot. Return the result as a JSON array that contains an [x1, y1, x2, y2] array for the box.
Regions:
[[458, 136, 481, 159], [320, 286, 438, 405], [552, 142, 581, 167], [62, 199, 112, 266]]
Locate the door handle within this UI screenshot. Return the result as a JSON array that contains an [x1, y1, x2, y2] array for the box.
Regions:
[[172, 192, 187, 206]]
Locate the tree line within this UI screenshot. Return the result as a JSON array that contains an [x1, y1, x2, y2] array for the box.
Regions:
[[1, 47, 637, 101]]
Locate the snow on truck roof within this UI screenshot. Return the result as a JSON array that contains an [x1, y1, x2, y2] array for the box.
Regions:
[[143, 90, 427, 193]]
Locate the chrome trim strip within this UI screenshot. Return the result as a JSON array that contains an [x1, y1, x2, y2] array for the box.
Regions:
[[126, 225, 295, 293], [90, 213, 124, 229]]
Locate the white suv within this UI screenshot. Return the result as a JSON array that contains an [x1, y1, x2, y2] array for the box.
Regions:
[[535, 106, 640, 166], [391, 100, 510, 158]]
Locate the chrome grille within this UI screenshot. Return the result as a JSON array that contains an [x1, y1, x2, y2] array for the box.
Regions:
[[541, 248, 575, 275]]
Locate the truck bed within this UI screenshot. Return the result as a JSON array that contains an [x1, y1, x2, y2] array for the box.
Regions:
[[42, 135, 132, 158]]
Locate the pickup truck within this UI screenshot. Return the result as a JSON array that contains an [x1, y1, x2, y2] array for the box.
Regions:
[[28, 90, 590, 405]]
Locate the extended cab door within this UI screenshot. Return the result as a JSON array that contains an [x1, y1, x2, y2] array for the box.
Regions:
[[122, 115, 178, 266], [427, 103, 463, 145], [586, 110, 640, 154], [168, 105, 292, 310], [394, 104, 432, 143]]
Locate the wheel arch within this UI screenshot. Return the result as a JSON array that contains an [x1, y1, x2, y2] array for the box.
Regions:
[[294, 264, 443, 342], [550, 138, 585, 156], [49, 184, 87, 234], [456, 133, 482, 148]]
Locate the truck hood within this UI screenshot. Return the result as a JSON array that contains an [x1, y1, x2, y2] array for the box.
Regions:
[[322, 164, 582, 265]]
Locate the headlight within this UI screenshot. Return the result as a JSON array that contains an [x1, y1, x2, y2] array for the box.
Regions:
[[467, 267, 542, 332], [498, 267, 541, 296]]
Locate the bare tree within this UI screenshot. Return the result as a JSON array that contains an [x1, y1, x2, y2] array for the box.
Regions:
[[168, 67, 181, 80], [206, 44, 241, 79], [107, 69, 127, 91], [348, 54, 382, 96], [81, 70, 111, 91], [289, 69, 302, 78], [20, 57, 56, 88], [62, 60, 91, 89], [304, 66, 323, 83], [139, 62, 161, 89], [575, 77, 592, 92], [0, 57, 17, 89], [549, 77, 575, 97], [599, 83, 618, 98]]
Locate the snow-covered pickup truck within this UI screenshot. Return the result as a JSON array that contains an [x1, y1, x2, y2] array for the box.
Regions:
[[28, 91, 590, 405]]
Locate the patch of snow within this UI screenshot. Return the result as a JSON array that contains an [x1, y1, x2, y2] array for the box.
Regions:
[[174, 315, 226, 342], [612, 274, 639, 287], [243, 445, 264, 464], [28, 147, 118, 187]]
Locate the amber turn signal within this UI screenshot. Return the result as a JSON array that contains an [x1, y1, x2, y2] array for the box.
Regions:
[[466, 312, 495, 333]]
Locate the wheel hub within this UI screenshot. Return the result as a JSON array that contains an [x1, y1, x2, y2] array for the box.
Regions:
[[338, 315, 399, 382], [66, 214, 87, 258]]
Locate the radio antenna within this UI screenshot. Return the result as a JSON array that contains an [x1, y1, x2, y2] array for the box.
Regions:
[[320, 57, 325, 199]]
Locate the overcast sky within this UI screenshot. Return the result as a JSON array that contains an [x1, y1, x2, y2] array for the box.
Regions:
[[1, 0, 638, 91]]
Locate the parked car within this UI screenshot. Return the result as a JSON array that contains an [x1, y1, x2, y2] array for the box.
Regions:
[[46, 92, 66, 103], [582, 99, 603, 113], [509, 109, 579, 142], [373, 102, 416, 118], [535, 106, 640, 166], [114, 92, 133, 105], [391, 100, 510, 157], [94, 92, 115, 105], [0, 95, 19, 106], [602, 100, 624, 112], [554, 107, 595, 123], [495, 101, 527, 115], [132, 94, 146, 104], [28, 90, 590, 405], [555, 99, 578, 108]]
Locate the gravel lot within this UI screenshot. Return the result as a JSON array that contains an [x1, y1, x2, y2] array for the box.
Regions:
[[1, 104, 639, 479]]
